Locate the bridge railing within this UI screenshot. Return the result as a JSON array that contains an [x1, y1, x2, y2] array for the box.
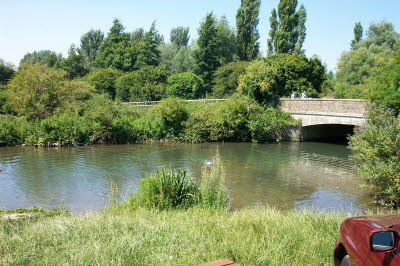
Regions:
[[122, 99, 226, 107]]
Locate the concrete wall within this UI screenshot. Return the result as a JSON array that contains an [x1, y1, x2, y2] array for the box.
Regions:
[[279, 99, 368, 115]]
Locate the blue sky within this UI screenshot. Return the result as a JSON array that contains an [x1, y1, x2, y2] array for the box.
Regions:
[[1, 0, 399, 70]]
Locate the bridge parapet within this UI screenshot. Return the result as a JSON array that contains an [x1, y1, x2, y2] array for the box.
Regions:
[[280, 99, 368, 115]]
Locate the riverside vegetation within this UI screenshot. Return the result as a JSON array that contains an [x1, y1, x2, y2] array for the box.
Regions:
[[0, 151, 347, 265]]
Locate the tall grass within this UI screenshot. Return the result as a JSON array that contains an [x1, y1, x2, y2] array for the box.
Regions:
[[200, 149, 229, 209], [0, 207, 345, 265], [135, 169, 200, 210]]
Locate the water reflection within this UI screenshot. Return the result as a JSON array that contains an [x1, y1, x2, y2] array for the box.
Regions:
[[0, 143, 373, 213]]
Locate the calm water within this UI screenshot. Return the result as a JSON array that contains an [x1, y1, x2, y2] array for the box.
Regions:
[[0, 142, 374, 213]]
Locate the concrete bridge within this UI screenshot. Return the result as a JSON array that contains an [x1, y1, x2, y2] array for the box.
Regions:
[[280, 99, 368, 141]]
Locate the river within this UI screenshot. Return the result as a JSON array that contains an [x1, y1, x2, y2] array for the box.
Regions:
[[0, 142, 374, 214]]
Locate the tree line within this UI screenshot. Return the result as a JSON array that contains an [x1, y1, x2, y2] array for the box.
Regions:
[[0, 0, 399, 112]]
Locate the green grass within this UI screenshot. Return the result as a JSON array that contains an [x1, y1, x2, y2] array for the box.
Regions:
[[0, 207, 346, 265]]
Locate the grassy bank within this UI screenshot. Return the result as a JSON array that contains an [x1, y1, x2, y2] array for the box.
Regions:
[[0, 207, 345, 265]]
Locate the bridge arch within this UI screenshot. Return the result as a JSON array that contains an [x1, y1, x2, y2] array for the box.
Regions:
[[280, 99, 367, 142]]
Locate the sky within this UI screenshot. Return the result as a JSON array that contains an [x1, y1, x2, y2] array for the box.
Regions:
[[1, 0, 400, 71]]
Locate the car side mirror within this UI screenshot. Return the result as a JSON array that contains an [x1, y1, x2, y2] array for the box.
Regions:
[[371, 231, 396, 251]]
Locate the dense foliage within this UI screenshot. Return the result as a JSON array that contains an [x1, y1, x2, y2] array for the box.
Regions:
[[350, 106, 400, 207], [166, 72, 205, 99], [4, 64, 95, 119], [115, 65, 168, 101], [0, 59, 15, 84], [238, 54, 325, 104], [334, 21, 400, 111], [0, 91, 297, 146], [83, 68, 122, 99], [268, 0, 307, 55], [236, 0, 261, 61], [19, 50, 62, 68], [194, 13, 221, 87], [211, 61, 250, 98]]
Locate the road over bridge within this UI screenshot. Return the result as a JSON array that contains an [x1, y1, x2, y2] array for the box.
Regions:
[[280, 99, 368, 141]]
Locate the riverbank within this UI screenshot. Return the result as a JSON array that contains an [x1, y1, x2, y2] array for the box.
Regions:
[[0, 206, 345, 265], [0, 95, 300, 147]]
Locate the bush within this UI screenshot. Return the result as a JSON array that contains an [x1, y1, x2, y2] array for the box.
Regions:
[[200, 149, 228, 209], [238, 55, 326, 104], [211, 61, 249, 98], [154, 98, 188, 138], [249, 108, 299, 143], [115, 65, 168, 102], [135, 169, 200, 210], [35, 112, 91, 146], [5, 64, 95, 119], [0, 116, 28, 146], [166, 72, 205, 99], [349, 106, 400, 207], [83, 68, 122, 99]]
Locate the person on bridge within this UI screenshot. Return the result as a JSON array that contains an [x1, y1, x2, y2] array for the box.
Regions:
[[291, 92, 297, 99], [301, 91, 308, 99]]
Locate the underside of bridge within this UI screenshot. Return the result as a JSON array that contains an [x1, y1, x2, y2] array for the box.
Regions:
[[301, 124, 355, 143]]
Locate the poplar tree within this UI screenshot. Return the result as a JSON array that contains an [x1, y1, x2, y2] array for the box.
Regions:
[[351, 22, 363, 48], [236, 0, 261, 61], [194, 13, 220, 87], [268, 0, 307, 55]]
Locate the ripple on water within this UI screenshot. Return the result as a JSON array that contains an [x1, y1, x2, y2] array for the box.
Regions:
[[0, 143, 375, 213]]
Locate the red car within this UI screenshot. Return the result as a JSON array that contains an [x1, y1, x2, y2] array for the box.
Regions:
[[334, 214, 400, 265]]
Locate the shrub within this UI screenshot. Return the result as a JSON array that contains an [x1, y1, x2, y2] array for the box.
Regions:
[[154, 98, 188, 138], [200, 149, 228, 209], [135, 169, 200, 210], [0, 116, 28, 146], [5, 64, 95, 119], [82, 95, 118, 143], [166, 72, 205, 99], [349, 106, 400, 207], [83, 68, 122, 99], [238, 55, 326, 104], [183, 95, 262, 142], [211, 61, 249, 98], [38, 112, 92, 145], [115, 65, 168, 102], [249, 108, 299, 143]]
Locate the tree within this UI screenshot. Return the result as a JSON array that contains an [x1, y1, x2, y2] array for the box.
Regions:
[[236, 0, 261, 61], [238, 54, 326, 104], [59, 45, 89, 79], [171, 46, 196, 74], [83, 68, 122, 99], [19, 50, 62, 68], [351, 22, 363, 48], [79, 29, 104, 69], [95, 19, 134, 71], [194, 13, 220, 87], [215, 16, 238, 65], [170, 26, 190, 48], [115, 65, 168, 101], [166, 72, 205, 99], [5, 64, 94, 119], [0, 58, 15, 84], [135, 21, 162, 68], [267, 0, 307, 55], [355, 21, 400, 50], [211, 61, 250, 98]]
